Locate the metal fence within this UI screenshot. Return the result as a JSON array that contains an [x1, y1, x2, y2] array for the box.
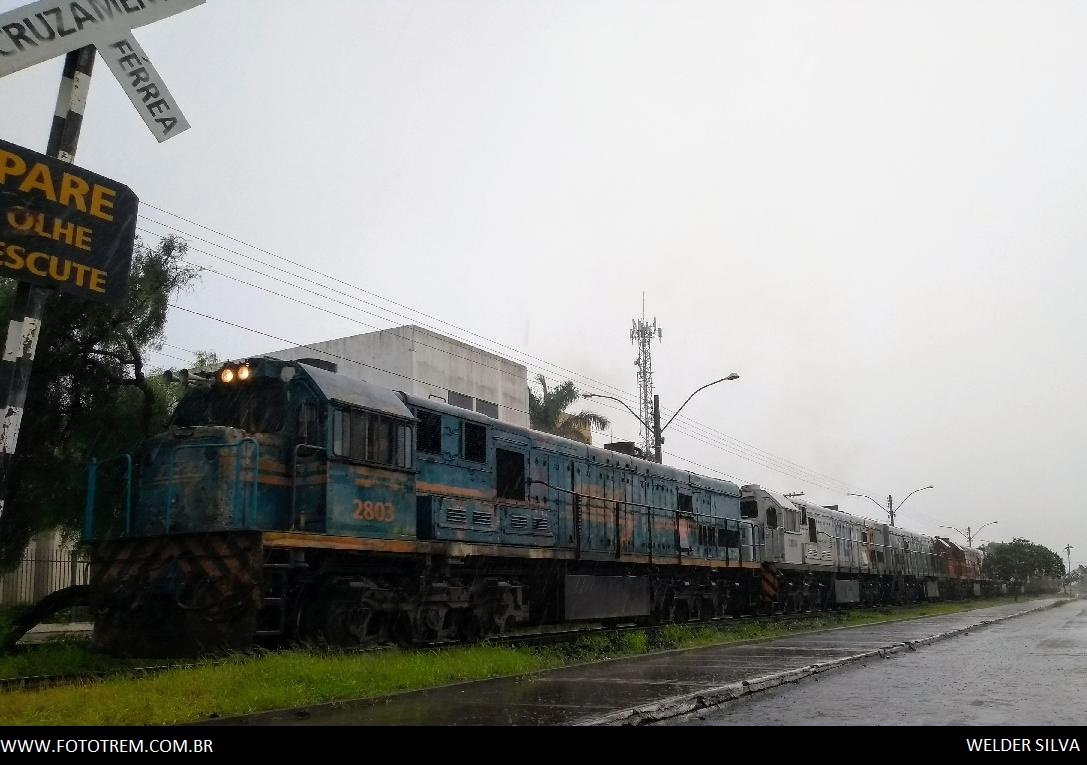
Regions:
[[0, 536, 88, 607]]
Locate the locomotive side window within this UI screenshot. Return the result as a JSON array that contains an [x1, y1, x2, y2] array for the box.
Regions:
[[333, 408, 414, 469], [334, 409, 367, 461], [395, 424, 413, 469], [809, 517, 817, 543], [462, 421, 487, 462], [740, 499, 758, 519], [496, 448, 525, 501], [678, 492, 693, 514], [368, 417, 394, 464], [417, 411, 443, 454]]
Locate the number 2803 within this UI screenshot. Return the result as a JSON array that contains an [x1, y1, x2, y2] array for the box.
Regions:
[[353, 500, 396, 522]]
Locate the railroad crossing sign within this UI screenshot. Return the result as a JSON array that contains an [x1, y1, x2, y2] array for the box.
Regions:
[[0, 137, 137, 304], [0, 0, 204, 142]]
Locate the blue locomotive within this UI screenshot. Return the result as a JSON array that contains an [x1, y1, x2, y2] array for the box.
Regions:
[[82, 356, 989, 655]]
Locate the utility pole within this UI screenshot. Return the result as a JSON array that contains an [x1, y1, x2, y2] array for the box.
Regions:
[[1065, 544, 1075, 594], [584, 373, 739, 465], [651, 394, 662, 464], [631, 295, 661, 459], [938, 520, 997, 548], [849, 486, 933, 528], [0, 46, 95, 520]]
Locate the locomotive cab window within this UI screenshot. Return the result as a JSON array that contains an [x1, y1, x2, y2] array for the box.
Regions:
[[332, 407, 414, 469], [296, 402, 321, 445], [809, 517, 818, 543], [740, 499, 758, 519], [174, 379, 286, 433], [417, 410, 443, 454], [462, 421, 487, 463], [496, 448, 525, 501], [766, 507, 778, 529]]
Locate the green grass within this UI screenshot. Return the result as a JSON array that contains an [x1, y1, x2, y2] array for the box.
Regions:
[[0, 594, 1044, 726], [0, 646, 563, 725], [0, 605, 140, 681], [0, 642, 140, 681]]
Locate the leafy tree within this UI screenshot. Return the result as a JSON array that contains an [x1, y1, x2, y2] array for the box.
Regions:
[[190, 350, 220, 374], [527, 374, 609, 444], [981, 538, 1065, 582], [0, 235, 199, 569]]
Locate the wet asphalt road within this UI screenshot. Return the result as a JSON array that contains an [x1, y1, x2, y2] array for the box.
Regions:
[[664, 597, 1087, 726], [213, 598, 1063, 726]]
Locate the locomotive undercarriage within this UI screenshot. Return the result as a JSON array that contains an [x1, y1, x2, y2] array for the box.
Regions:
[[259, 552, 773, 648], [89, 533, 986, 657]]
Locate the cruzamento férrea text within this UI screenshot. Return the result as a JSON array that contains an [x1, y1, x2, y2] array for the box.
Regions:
[[0, 0, 182, 56]]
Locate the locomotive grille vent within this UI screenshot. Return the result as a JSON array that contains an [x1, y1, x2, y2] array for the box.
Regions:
[[472, 510, 493, 526], [510, 515, 529, 530], [532, 518, 550, 532], [446, 507, 467, 524]]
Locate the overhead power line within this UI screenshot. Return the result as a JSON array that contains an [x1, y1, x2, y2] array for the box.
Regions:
[[139, 211, 860, 490], [138, 205, 866, 497]]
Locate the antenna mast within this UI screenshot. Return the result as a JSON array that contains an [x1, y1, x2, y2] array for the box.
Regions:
[[631, 294, 662, 457]]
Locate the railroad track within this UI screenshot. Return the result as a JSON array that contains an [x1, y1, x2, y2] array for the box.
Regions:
[[0, 607, 871, 693], [489, 608, 851, 648]]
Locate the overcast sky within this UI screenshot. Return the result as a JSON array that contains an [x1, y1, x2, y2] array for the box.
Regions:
[[0, 1, 1082, 564]]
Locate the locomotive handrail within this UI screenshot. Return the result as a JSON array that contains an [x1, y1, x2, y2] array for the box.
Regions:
[[83, 453, 133, 542], [164, 439, 260, 532]]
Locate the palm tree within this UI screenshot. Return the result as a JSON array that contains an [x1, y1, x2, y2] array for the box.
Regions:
[[528, 374, 609, 444]]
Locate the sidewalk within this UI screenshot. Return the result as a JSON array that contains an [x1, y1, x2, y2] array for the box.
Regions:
[[18, 622, 93, 645]]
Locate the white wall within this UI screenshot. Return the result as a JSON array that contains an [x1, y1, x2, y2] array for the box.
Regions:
[[268, 326, 529, 427]]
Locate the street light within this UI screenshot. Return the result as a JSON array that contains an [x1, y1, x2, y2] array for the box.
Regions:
[[938, 520, 997, 548], [847, 485, 932, 527], [584, 372, 739, 463], [1065, 544, 1075, 595]]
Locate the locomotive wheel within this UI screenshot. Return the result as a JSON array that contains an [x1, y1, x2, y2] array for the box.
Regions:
[[309, 596, 382, 646]]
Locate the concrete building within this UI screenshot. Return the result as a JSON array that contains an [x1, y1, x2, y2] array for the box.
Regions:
[[268, 326, 530, 427]]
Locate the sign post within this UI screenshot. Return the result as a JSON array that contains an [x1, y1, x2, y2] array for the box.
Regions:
[[0, 0, 203, 519]]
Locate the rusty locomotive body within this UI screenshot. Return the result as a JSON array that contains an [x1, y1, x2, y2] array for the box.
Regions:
[[82, 357, 991, 655]]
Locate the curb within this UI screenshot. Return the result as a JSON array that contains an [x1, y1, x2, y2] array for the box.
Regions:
[[577, 601, 1059, 726]]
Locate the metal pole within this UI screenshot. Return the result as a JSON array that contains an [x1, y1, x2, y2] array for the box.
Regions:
[[1065, 544, 1074, 594], [652, 394, 662, 464], [887, 495, 895, 527], [0, 46, 95, 522]]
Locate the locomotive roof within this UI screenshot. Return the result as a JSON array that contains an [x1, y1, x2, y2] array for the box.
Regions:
[[762, 489, 800, 512], [297, 361, 416, 421], [399, 391, 741, 497]]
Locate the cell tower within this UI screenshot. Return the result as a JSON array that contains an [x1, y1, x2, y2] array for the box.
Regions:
[[631, 296, 662, 457]]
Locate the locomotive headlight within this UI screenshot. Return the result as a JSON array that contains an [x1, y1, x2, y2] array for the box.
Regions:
[[237, 364, 251, 381], [220, 367, 235, 384]]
